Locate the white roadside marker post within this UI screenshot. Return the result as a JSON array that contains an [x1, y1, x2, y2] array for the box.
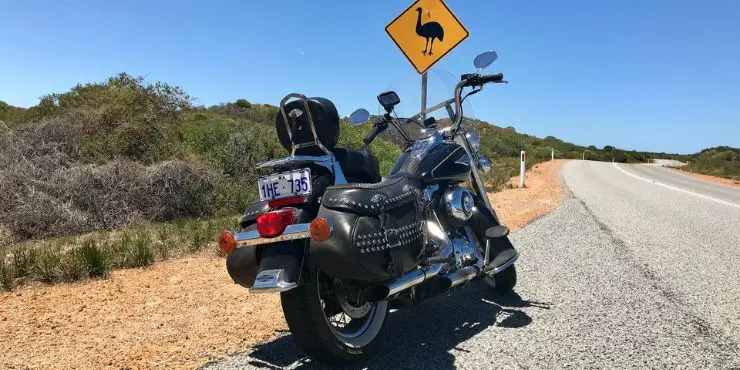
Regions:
[[551, 148, 554, 161], [520, 151, 526, 188]]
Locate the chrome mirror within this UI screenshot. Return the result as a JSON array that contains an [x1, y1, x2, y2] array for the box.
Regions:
[[474, 50, 498, 70], [348, 109, 370, 126]]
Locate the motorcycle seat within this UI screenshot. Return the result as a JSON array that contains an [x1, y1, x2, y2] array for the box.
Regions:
[[332, 148, 381, 184]]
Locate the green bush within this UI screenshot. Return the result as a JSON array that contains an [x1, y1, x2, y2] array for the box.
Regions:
[[0, 252, 13, 290], [60, 249, 86, 281], [35, 245, 62, 283], [11, 246, 37, 279], [124, 232, 154, 268], [79, 239, 109, 278]]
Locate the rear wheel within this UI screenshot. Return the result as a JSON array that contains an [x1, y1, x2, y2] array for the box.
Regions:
[[280, 265, 388, 365], [484, 264, 517, 294]]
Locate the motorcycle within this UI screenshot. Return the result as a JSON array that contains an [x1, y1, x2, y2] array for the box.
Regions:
[[218, 50, 518, 365]]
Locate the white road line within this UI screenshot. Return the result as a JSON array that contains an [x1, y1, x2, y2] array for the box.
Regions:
[[612, 163, 740, 210]]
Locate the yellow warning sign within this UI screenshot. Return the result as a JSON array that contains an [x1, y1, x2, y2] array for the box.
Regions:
[[385, 0, 469, 74]]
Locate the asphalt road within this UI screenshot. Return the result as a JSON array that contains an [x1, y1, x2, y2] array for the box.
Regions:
[[204, 161, 740, 369]]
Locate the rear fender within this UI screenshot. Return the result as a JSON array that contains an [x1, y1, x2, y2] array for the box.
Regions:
[[227, 207, 313, 292]]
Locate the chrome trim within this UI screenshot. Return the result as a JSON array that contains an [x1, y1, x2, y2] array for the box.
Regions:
[[250, 269, 298, 293], [447, 265, 480, 288], [381, 221, 454, 298], [444, 188, 474, 222], [386, 262, 447, 297], [234, 223, 311, 248]]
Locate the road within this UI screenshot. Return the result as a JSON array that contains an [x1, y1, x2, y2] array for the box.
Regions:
[[204, 161, 740, 369]]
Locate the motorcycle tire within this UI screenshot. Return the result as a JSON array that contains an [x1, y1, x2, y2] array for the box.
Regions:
[[484, 264, 517, 294], [281, 264, 389, 365]]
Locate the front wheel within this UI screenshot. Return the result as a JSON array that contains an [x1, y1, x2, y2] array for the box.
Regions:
[[484, 264, 517, 294], [280, 265, 388, 365]]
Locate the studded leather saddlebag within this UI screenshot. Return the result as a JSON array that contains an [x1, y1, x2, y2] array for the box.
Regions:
[[310, 174, 425, 282]]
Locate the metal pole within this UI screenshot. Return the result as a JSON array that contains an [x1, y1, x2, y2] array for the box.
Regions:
[[421, 72, 428, 122]]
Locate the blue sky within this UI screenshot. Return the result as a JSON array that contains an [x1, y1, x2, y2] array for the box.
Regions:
[[1, 0, 739, 154]]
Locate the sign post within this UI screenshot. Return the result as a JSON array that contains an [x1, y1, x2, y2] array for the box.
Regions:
[[386, 0, 469, 116], [520, 151, 526, 188], [421, 72, 428, 121]]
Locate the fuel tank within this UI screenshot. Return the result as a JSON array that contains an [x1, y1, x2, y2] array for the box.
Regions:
[[391, 141, 470, 184]]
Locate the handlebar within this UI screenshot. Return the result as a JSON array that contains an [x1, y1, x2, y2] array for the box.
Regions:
[[461, 73, 504, 87], [450, 72, 505, 134], [363, 120, 388, 146]]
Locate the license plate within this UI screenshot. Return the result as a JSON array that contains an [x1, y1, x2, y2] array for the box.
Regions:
[[257, 168, 312, 201]]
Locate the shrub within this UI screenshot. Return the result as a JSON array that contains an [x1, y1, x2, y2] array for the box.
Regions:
[[187, 221, 210, 253], [156, 225, 173, 260], [78, 239, 109, 278], [60, 249, 86, 281], [11, 246, 37, 279], [0, 248, 13, 290], [124, 232, 154, 268], [35, 245, 62, 283]]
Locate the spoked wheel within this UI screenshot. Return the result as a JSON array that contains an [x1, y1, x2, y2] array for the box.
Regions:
[[281, 265, 388, 365]]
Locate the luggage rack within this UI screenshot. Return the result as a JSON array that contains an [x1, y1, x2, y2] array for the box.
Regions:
[[279, 93, 333, 156]]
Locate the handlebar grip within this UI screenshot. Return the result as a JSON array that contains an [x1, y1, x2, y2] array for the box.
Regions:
[[461, 73, 504, 86], [363, 124, 384, 146], [479, 73, 504, 84]]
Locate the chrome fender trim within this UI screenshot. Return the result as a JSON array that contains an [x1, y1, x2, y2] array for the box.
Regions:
[[250, 269, 298, 293], [233, 223, 311, 248]]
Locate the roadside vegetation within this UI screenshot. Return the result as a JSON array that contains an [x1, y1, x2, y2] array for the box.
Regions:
[[680, 146, 740, 181], [0, 73, 713, 290]]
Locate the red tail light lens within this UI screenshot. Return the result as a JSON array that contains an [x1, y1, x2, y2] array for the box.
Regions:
[[268, 196, 306, 208], [256, 209, 296, 238]]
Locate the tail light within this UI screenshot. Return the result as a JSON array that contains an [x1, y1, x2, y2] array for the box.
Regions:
[[257, 209, 296, 238], [218, 232, 237, 254], [268, 196, 306, 208]]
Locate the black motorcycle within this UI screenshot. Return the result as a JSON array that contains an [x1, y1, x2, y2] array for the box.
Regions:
[[218, 50, 518, 365]]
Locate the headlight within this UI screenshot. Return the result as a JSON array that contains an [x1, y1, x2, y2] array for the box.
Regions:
[[466, 132, 481, 151], [478, 155, 491, 173]]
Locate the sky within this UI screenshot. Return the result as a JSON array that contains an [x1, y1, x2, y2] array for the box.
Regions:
[[1, 0, 739, 154]]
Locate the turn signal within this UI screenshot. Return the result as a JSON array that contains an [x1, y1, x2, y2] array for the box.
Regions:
[[310, 217, 332, 242], [257, 209, 296, 238], [218, 231, 237, 254]]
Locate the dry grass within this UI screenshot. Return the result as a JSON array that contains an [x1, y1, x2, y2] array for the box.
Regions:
[[0, 216, 239, 291]]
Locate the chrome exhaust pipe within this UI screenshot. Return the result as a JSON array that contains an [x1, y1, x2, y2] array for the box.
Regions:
[[363, 221, 454, 302], [445, 265, 480, 288], [386, 262, 446, 296]]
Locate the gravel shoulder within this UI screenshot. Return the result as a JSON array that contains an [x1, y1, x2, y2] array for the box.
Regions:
[[0, 160, 567, 370]]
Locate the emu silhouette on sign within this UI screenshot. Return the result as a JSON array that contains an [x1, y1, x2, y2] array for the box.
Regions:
[[415, 7, 444, 56]]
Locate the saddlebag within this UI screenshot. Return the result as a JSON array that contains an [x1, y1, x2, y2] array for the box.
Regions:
[[310, 174, 426, 282]]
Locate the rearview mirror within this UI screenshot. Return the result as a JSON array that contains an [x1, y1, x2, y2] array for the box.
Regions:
[[348, 109, 370, 125], [474, 50, 498, 70]]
